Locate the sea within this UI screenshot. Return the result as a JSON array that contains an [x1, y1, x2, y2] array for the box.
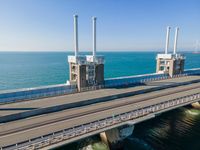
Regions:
[[0, 51, 200, 150]]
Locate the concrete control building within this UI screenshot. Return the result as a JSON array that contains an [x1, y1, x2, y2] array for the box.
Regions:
[[156, 26, 185, 77], [67, 15, 104, 91]]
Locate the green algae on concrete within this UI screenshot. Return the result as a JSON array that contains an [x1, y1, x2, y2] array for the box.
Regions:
[[92, 142, 110, 150]]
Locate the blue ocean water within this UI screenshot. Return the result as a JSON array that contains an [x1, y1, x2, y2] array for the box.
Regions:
[[0, 51, 199, 91]]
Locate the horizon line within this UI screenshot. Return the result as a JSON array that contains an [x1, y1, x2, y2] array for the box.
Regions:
[[0, 49, 196, 53]]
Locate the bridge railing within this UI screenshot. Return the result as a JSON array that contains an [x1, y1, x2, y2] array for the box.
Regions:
[[79, 85, 104, 92]]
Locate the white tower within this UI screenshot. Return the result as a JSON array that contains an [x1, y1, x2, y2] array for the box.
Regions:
[[93, 17, 97, 58], [173, 27, 179, 55], [165, 26, 171, 54], [86, 17, 104, 86], [68, 15, 87, 91], [156, 26, 185, 77]]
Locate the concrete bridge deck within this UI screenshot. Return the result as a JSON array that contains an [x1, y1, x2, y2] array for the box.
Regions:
[[0, 75, 199, 119], [0, 75, 200, 149]]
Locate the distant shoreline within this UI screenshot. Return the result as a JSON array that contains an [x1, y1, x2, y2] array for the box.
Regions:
[[0, 50, 197, 53]]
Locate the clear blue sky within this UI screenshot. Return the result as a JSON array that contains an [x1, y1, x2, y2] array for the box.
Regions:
[[0, 0, 199, 51]]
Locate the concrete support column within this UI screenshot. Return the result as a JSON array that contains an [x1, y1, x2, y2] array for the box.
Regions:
[[156, 59, 161, 73], [191, 102, 200, 109], [100, 132, 110, 150], [100, 125, 134, 149]]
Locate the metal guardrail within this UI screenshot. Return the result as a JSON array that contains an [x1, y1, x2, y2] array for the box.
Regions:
[[80, 85, 104, 92], [2, 92, 200, 150]]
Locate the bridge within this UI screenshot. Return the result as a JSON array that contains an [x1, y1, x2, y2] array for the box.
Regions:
[[0, 16, 200, 149], [0, 70, 200, 149]]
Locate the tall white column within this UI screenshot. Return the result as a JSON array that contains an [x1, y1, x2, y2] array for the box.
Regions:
[[93, 17, 97, 58], [74, 15, 79, 57], [165, 26, 171, 54], [173, 27, 179, 54]]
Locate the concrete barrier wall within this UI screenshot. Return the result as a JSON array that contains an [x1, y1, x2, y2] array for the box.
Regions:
[[0, 84, 77, 103], [184, 68, 200, 75], [104, 73, 168, 88], [104, 68, 200, 88]]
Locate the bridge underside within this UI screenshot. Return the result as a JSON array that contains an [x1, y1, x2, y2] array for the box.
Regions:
[[0, 75, 200, 149]]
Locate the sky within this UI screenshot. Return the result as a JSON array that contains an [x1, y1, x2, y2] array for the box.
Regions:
[[0, 0, 199, 52]]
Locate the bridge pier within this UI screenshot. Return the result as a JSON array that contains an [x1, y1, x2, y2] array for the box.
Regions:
[[100, 125, 134, 150], [191, 102, 200, 109]]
